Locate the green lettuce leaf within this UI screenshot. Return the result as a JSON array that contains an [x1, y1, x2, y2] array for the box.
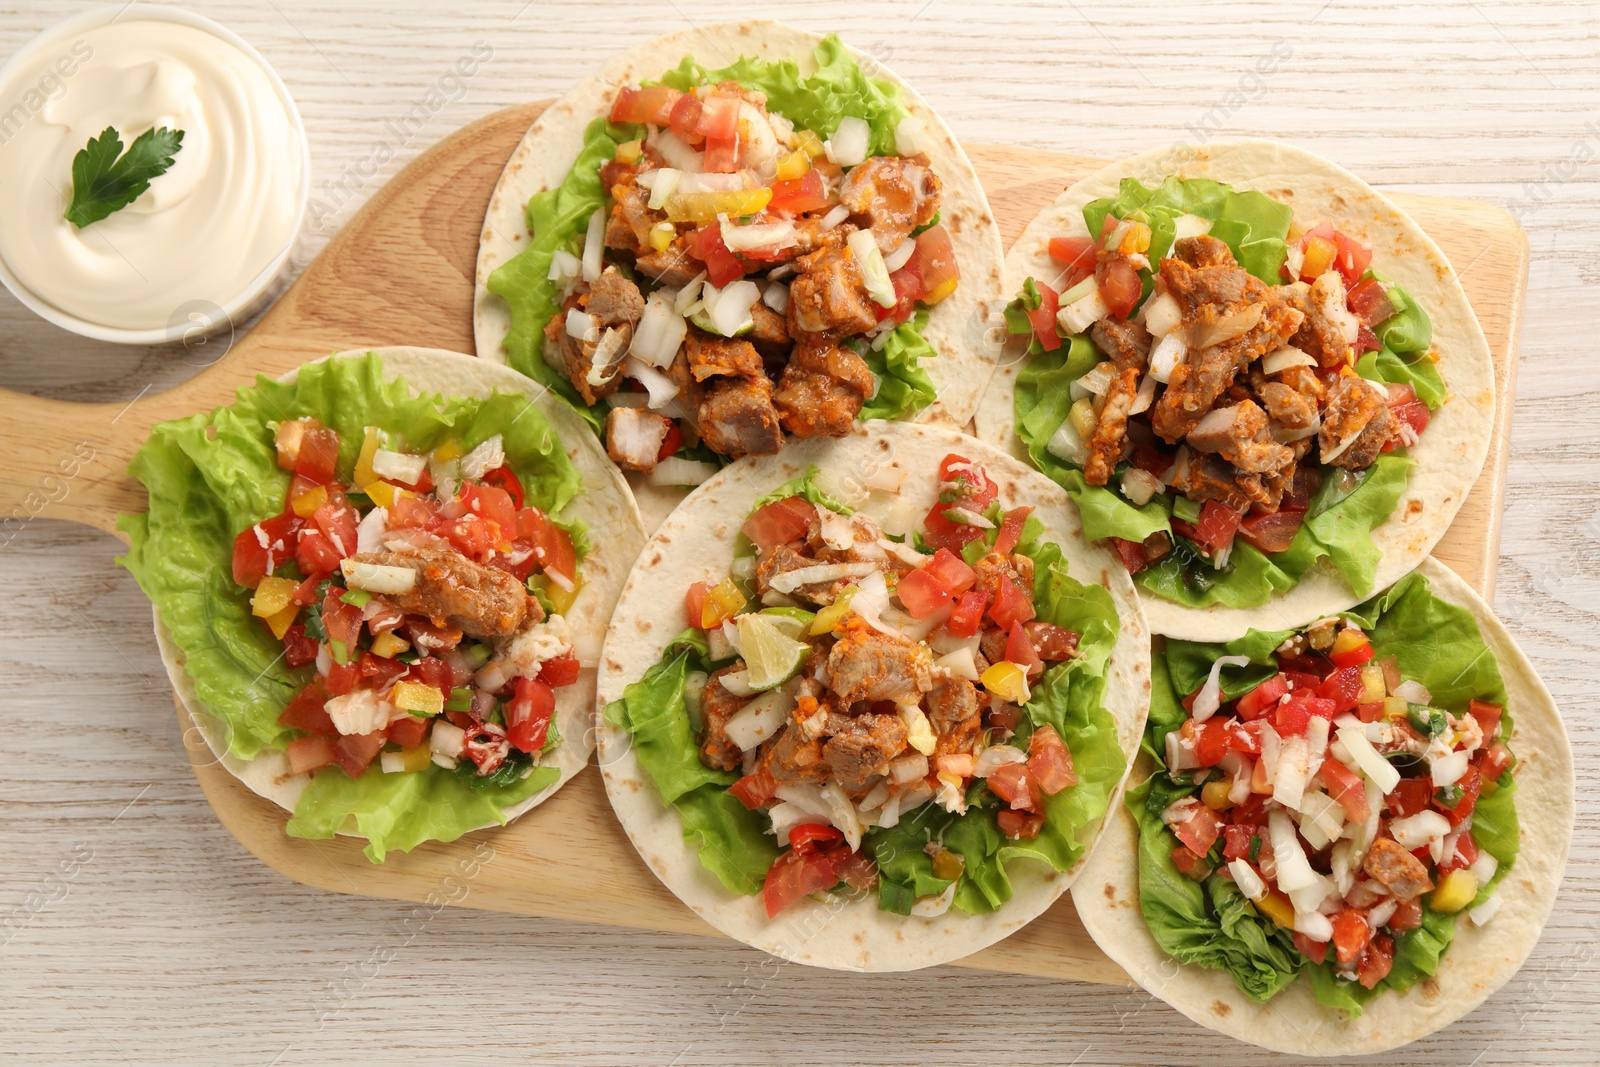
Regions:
[[1132, 571, 1520, 1014], [118, 353, 585, 861], [859, 311, 938, 421], [1083, 175, 1295, 285]]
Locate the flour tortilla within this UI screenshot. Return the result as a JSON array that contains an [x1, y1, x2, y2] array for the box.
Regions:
[[475, 21, 1007, 532], [1071, 556, 1572, 1055], [595, 421, 1151, 971], [974, 140, 1496, 641], [154, 347, 646, 837]]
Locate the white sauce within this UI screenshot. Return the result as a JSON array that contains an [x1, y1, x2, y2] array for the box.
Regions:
[[0, 19, 304, 331]]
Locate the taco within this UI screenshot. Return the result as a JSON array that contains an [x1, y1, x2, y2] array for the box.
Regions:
[[595, 423, 1150, 970], [119, 349, 645, 861], [1071, 557, 1571, 1054], [975, 141, 1495, 640], [476, 22, 1004, 528]]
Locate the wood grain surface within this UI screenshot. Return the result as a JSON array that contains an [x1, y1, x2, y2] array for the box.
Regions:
[[0, 2, 1592, 1065]]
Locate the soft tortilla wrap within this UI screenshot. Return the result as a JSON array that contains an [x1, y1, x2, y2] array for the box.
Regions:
[[155, 347, 645, 834], [975, 140, 1496, 641], [476, 21, 1006, 531], [1071, 556, 1572, 1055], [595, 421, 1151, 971]]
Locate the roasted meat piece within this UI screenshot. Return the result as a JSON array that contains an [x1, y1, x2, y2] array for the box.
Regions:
[[837, 153, 942, 250], [753, 543, 867, 606], [603, 183, 658, 255], [1286, 272, 1360, 370], [543, 298, 629, 406], [1258, 381, 1319, 430], [926, 675, 981, 756], [1320, 374, 1394, 470], [823, 711, 909, 790], [700, 665, 751, 772], [1186, 400, 1295, 475], [697, 376, 784, 458], [685, 327, 765, 382], [826, 626, 934, 707], [1091, 316, 1152, 371], [1083, 366, 1142, 485], [787, 238, 878, 339], [1363, 837, 1435, 900], [973, 551, 1035, 602], [350, 547, 533, 639], [633, 241, 700, 286], [1168, 449, 1258, 513], [587, 269, 645, 327], [759, 722, 829, 784], [605, 407, 672, 472], [773, 342, 875, 438]]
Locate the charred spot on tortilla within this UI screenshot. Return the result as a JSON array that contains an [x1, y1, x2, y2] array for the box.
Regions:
[[1211, 999, 1233, 1018]]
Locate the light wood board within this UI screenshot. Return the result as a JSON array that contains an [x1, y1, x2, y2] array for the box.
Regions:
[[0, 102, 1527, 985]]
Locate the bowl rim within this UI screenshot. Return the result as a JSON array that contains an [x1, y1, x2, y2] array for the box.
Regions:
[[0, 2, 311, 345]]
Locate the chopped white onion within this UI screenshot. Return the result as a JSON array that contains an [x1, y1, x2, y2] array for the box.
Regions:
[[1394, 680, 1432, 705], [1047, 418, 1087, 467], [1469, 849, 1500, 886], [674, 273, 707, 315], [935, 646, 980, 681], [1293, 908, 1334, 941], [895, 116, 931, 156], [622, 356, 680, 409], [1172, 213, 1214, 240], [1431, 748, 1470, 788], [1229, 859, 1266, 900], [1129, 371, 1158, 415], [430, 719, 466, 757], [649, 457, 719, 487], [761, 281, 789, 315], [354, 507, 389, 555], [825, 116, 870, 166], [1261, 345, 1316, 375], [1057, 287, 1109, 335], [1269, 810, 1318, 892], [1120, 467, 1163, 507], [566, 307, 600, 341], [1389, 810, 1451, 850], [654, 129, 703, 172], [973, 745, 1027, 778], [1192, 655, 1252, 723], [707, 278, 762, 336], [1336, 726, 1402, 794], [847, 229, 897, 308], [889, 754, 930, 784], [370, 449, 426, 485], [1140, 291, 1182, 338], [911, 881, 956, 918], [1074, 361, 1117, 397], [770, 561, 880, 595], [820, 204, 850, 230], [1149, 333, 1188, 384], [721, 219, 797, 253], [630, 291, 688, 369], [725, 687, 797, 751], [581, 209, 605, 282], [1468, 893, 1501, 927], [644, 168, 682, 210], [882, 237, 917, 273], [546, 248, 582, 285], [458, 434, 505, 481], [340, 559, 418, 596], [1274, 735, 1311, 810]]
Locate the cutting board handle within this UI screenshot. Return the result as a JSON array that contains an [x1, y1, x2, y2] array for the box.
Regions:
[[0, 386, 151, 538]]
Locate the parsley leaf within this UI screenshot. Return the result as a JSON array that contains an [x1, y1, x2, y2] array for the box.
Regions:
[[64, 125, 185, 228]]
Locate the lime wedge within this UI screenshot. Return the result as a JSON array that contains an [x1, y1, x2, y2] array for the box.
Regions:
[[758, 607, 816, 637], [738, 612, 813, 691]]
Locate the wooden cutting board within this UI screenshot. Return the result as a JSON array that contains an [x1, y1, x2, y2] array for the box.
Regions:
[[0, 103, 1526, 984]]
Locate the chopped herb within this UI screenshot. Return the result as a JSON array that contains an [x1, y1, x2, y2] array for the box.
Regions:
[[328, 639, 350, 666], [64, 125, 185, 228], [340, 588, 373, 608], [911, 210, 941, 236], [1407, 704, 1448, 738], [444, 687, 473, 713], [455, 750, 532, 789], [1434, 783, 1465, 806], [1249, 833, 1262, 863]]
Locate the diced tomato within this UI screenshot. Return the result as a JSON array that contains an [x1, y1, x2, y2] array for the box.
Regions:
[[1384, 398, 1431, 455], [294, 423, 341, 484], [1191, 500, 1242, 558], [1097, 257, 1142, 319], [1387, 777, 1433, 818], [1047, 235, 1096, 288], [321, 594, 364, 654], [232, 513, 305, 587], [1274, 699, 1311, 737], [654, 421, 685, 463], [762, 845, 841, 918], [459, 482, 518, 543], [479, 466, 525, 510], [1024, 622, 1080, 662], [610, 84, 681, 126], [332, 731, 386, 778], [1331, 230, 1373, 287], [767, 169, 829, 214], [685, 581, 712, 630], [1222, 824, 1258, 861], [923, 504, 986, 554], [364, 600, 405, 635], [789, 824, 845, 852], [1235, 673, 1288, 720], [505, 676, 556, 754], [1170, 846, 1213, 882], [290, 574, 325, 607], [1109, 536, 1149, 575], [987, 762, 1042, 813], [1294, 932, 1329, 966], [1355, 934, 1394, 990], [1354, 324, 1383, 355], [688, 223, 746, 286], [1025, 724, 1078, 794], [528, 511, 579, 588], [291, 530, 337, 577], [993, 506, 1033, 556], [1236, 508, 1305, 555], [695, 91, 739, 141], [286, 734, 337, 776], [537, 654, 582, 688], [1480, 741, 1513, 783], [321, 660, 358, 697], [1319, 666, 1369, 713], [1232, 793, 1271, 827], [1439, 831, 1479, 874], [1005, 621, 1044, 678], [939, 454, 997, 508], [742, 495, 815, 551], [1025, 280, 1061, 352], [880, 264, 922, 326], [897, 568, 954, 620], [356, 651, 407, 692], [1129, 444, 1175, 478], [729, 770, 778, 810], [945, 590, 989, 639], [437, 514, 491, 560], [997, 809, 1046, 839], [667, 92, 704, 143], [1280, 667, 1327, 693], [925, 549, 977, 595], [1438, 766, 1483, 826], [1189, 720, 1232, 767], [1226, 719, 1263, 756], [911, 225, 960, 299], [406, 656, 454, 697], [387, 714, 430, 749], [1168, 802, 1224, 857], [281, 624, 319, 669], [278, 683, 335, 735], [703, 130, 739, 173], [1346, 276, 1396, 326], [311, 501, 358, 560], [390, 493, 441, 530], [1468, 699, 1504, 739], [1388, 898, 1423, 933], [1315, 757, 1369, 823], [988, 575, 1036, 632]]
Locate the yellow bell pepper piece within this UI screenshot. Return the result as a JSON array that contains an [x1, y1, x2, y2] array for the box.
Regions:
[[1113, 220, 1152, 255], [289, 482, 328, 519], [1201, 779, 1234, 812], [809, 588, 857, 635], [251, 576, 298, 619], [353, 426, 381, 490], [929, 847, 965, 882], [1430, 869, 1479, 914], [364, 481, 413, 510], [1068, 397, 1098, 442], [614, 139, 643, 165], [664, 188, 772, 225], [980, 661, 1031, 704], [700, 578, 746, 629], [648, 221, 676, 252], [792, 129, 826, 158], [399, 744, 433, 773], [545, 577, 582, 616], [263, 603, 299, 640], [370, 632, 410, 660], [1302, 235, 1337, 279], [391, 681, 444, 717], [432, 438, 462, 463], [1255, 889, 1295, 929], [922, 277, 959, 305], [774, 149, 811, 181], [1358, 664, 1387, 705]]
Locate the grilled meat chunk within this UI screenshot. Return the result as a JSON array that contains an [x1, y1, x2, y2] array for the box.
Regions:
[[1287, 272, 1360, 370], [837, 153, 942, 250], [773, 342, 875, 438], [1168, 449, 1258, 513], [698, 376, 784, 458], [1363, 837, 1436, 900], [700, 665, 751, 772], [823, 712, 909, 790], [350, 547, 532, 639], [605, 407, 672, 472], [685, 327, 765, 382], [748, 299, 793, 360], [787, 238, 878, 339], [1091, 316, 1152, 371], [587, 269, 645, 327], [1083, 366, 1142, 485], [1320, 374, 1394, 470], [926, 675, 982, 756], [1186, 400, 1294, 475], [633, 241, 700, 286], [760, 723, 829, 784], [603, 183, 658, 255], [826, 626, 934, 707], [543, 299, 628, 406], [1258, 381, 1319, 430], [753, 543, 869, 606]]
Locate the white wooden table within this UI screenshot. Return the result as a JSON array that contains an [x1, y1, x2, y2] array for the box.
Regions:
[[2, 2, 1596, 1063]]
